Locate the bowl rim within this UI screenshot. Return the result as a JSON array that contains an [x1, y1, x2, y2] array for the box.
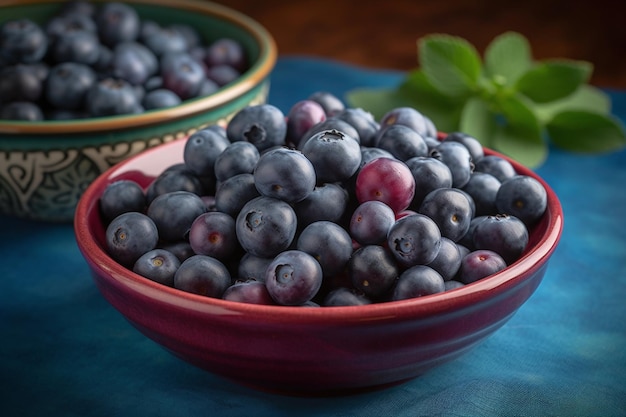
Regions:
[[0, 0, 277, 134], [74, 138, 564, 324]]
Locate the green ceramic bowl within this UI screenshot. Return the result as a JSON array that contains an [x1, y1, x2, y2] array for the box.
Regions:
[[0, 0, 277, 222]]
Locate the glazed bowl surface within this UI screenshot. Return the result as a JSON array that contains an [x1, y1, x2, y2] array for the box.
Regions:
[[74, 136, 564, 396], [0, 0, 276, 222]]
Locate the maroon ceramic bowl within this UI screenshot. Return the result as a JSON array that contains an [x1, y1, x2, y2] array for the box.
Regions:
[[74, 137, 563, 396]]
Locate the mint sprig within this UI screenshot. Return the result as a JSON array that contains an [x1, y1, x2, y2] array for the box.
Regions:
[[346, 31, 626, 168]]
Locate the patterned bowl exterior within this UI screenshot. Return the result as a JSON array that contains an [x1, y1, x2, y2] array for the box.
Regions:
[[0, 0, 276, 222], [74, 138, 564, 396]]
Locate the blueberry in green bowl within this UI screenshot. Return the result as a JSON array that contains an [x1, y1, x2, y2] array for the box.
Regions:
[[0, 0, 277, 222]]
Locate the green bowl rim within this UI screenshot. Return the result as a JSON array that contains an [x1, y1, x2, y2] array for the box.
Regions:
[[0, 0, 278, 135]]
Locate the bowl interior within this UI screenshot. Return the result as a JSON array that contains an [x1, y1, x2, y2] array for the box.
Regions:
[[0, 0, 277, 134]]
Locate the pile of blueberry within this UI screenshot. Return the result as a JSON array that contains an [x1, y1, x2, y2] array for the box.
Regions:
[[100, 92, 548, 307], [0, 1, 247, 121]]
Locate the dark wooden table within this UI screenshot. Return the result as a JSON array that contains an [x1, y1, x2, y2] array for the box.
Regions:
[[223, 0, 626, 89]]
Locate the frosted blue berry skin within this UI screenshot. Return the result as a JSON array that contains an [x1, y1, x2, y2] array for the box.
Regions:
[[405, 156, 453, 210], [214, 173, 260, 217], [253, 147, 316, 203], [183, 127, 231, 178], [237, 253, 273, 283], [349, 245, 399, 299], [226, 104, 287, 152], [429, 141, 473, 188], [462, 172, 501, 217], [173, 255, 231, 298], [147, 191, 207, 242], [265, 250, 323, 306], [322, 287, 372, 307], [188, 211, 238, 261], [99, 179, 146, 223], [426, 237, 462, 281], [418, 188, 473, 243], [301, 129, 361, 183], [496, 175, 547, 226], [336, 107, 379, 147], [472, 214, 529, 265], [442, 131, 484, 163], [297, 221, 353, 278], [293, 183, 349, 229], [222, 280, 275, 305], [474, 155, 516, 183], [375, 124, 429, 162], [350, 200, 396, 246], [106, 211, 159, 267], [391, 265, 445, 301], [387, 213, 442, 267], [214, 141, 260, 182], [380, 106, 431, 138], [133, 248, 181, 287], [235, 196, 297, 258]]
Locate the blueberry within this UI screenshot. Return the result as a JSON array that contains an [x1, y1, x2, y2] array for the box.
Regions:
[[458, 215, 488, 250], [214, 173, 260, 217], [142, 26, 188, 57], [496, 175, 547, 226], [159, 240, 195, 262], [133, 248, 181, 287], [188, 211, 238, 261], [145, 165, 205, 203], [214, 141, 260, 182], [253, 147, 316, 203], [147, 191, 207, 242], [226, 104, 287, 152], [375, 124, 429, 161], [204, 38, 247, 73], [142, 88, 181, 110], [380, 106, 431, 137], [296, 220, 353, 277], [0, 64, 44, 103], [96, 2, 140, 47], [237, 252, 273, 282], [359, 146, 395, 168], [443, 132, 484, 163], [391, 265, 445, 301], [474, 155, 516, 183], [300, 129, 361, 183], [292, 182, 349, 228], [298, 117, 360, 149], [265, 250, 323, 306], [387, 213, 442, 267], [45, 12, 97, 40], [307, 91, 345, 117], [173, 254, 231, 298], [322, 287, 371, 307], [461, 172, 501, 217], [196, 78, 220, 97], [105, 211, 159, 267], [0, 19, 48, 64], [458, 249, 507, 284], [430, 141, 474, 188], [45, 62, 96, 110], [112, 41, 158, 85], [50, 29, 100, 65], [160, 52, 206, 99], [183, 127, 231, 177], [205, 64, 240, 87], [426, 237, 462, 281], [0, 101, 44, 121], [349, 200, 396, 245], [222, 279, 275, 305], [99, 179, 146, 223], [444, 280, 465, 291], [472, 214, 529, 265], [418, 188, 473, 242], [404, 156, 453, 209], [86, 77, 141, 117], [349, 245, 399, 299], [335, 108, 379, 147], [235, 196, 297, 258]]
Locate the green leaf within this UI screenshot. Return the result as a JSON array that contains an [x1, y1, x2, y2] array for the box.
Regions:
[[515, 59, 593, 103], [546, 110, 626, 153], [398, 70, 465, 132], [459, 97, 497, 148], [534, 85, 611, 123], [484, 31, 532, 86], [418, 34, 482, 98], [492, 93, 548, 167]]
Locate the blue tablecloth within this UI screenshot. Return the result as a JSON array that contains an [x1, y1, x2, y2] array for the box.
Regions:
[[1, 57, 625, 417]]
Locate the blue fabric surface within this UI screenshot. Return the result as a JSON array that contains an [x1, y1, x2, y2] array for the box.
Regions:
[[1, 56, 625, 416]]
